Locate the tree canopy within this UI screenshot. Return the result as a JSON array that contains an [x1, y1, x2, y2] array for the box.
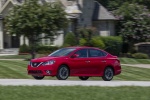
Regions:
[[96, 0, 150, 11], [5, 0, 69, 58], [114, 3, 150, 43]]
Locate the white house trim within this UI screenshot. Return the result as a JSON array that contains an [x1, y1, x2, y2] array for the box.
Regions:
[[0, 19, 4, 49]]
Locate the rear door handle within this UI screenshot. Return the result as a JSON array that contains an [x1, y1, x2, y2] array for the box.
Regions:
[[85, 61, 90, 63]]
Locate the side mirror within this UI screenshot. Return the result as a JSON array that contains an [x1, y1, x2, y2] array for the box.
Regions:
[[71, 54, 79, 58]]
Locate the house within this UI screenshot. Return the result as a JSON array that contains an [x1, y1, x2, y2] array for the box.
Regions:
[[0, 0, 117, 50]]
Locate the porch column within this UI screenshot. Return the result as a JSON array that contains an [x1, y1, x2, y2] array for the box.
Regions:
[[20, 35, 29, 46], [0, 19, 4, 49]]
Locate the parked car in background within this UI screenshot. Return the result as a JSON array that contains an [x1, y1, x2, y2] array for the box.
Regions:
[[27, 46, 121, 81]]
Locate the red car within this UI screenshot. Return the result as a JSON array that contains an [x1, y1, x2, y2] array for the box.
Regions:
[[27, 46, 121, 81]]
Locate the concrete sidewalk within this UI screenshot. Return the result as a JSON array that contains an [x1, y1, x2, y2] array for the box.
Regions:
[[0, 79, 150, 87], [121, 64, 150, 69]]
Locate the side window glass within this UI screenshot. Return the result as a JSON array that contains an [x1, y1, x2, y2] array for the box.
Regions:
[[89, 49, 106, 57], [75, 49, 87, 58]]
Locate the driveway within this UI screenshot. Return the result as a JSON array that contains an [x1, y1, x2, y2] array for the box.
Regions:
[[0, 79, 150, 86]]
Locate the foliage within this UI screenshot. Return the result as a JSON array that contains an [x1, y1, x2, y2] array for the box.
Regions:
[[78, 27, 97, 46], [96, 0, 150, 11], [97, 36, 123, 56], [132, 53, 149, 59], [114, 3, 150, 43], [63, 32, 77, 46], [79, 38, 105, 49], [79, 38, 87, 46], [5, 0, 68, 58], [90, 38, 105, 49], [19, 44, 30, 53], [36, 45, 59, 54]]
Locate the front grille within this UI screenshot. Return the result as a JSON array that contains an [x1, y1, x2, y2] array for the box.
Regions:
[[31, 62, 42, 67], [28, 70, 43, 74]]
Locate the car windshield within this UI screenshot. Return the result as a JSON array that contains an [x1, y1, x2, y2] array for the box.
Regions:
[[48, 48, 76, 57]]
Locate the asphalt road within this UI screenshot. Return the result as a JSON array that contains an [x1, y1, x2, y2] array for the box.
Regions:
[[0, 79, 150, 87]]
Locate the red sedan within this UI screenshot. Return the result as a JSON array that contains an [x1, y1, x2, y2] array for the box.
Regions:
[[27, 46, 121, 81]]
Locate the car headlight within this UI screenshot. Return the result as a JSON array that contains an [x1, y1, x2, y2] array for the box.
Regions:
[[42, 60, 55, 66]]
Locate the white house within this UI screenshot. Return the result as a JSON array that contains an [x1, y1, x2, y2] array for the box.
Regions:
[[0, 0, 117, 49]]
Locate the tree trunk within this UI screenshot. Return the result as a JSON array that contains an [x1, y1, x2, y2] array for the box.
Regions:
[[29, 37, 36, 59]]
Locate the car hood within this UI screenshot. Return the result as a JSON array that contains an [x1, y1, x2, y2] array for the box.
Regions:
[[31, 56, 65, 62]]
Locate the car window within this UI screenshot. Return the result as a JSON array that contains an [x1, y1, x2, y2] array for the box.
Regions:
[[48, 48, 76, 57], [75, 49, 88, 58], [88, 49, 107, 57]]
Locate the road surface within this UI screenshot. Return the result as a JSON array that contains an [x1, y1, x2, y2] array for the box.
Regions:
[[0, 79, 150, 87]]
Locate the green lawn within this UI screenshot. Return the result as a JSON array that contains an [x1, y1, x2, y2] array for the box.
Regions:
[[0, 60, 150, 81], [0, 86, 149, 100], [120, 57, 150, 64]]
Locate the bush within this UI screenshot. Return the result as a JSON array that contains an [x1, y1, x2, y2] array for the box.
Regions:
[[19, 44, 30, 53], [91, 38, 105, 49], [79, 37, 105, 49], [132, 53, 149, 59], [79, 38, 87, 46], [36, 45, 59, 54], [97, 36, 123, 56], [63, 32, 77, 46]]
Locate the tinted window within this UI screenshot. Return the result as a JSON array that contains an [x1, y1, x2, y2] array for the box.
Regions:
[[75, 49, 88, 58], [89, 49, 107, 57]]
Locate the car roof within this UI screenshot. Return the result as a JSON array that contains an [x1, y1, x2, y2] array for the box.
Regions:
[[65, 46, 100, 49]]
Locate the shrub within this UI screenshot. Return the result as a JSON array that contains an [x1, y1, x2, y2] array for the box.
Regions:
[[91, 38, 105, 49], [36, 45, 59, 54], [19, 44, 30, 53], [79, 37, 105, 49], [79, 38, 87, 46], [97, 36, 123, 56], [63, 32, 77, 46], [132, 53, 149, 59]]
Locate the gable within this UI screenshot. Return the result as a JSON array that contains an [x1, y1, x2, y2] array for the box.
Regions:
[[92, 1, 117, 21], [0, 0, 16, 17]]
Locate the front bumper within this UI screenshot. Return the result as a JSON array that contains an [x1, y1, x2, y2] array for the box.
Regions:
[[27, 65, 57, 76]]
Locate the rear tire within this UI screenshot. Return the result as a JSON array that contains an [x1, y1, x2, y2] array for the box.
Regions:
[[79, 76, 89, 80], [102, 67, 114, 81], [32, 75, 44, 80], [56, 65, 69, 80]]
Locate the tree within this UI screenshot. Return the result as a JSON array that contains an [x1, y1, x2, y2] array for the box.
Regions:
[[114, 3, 150, 52], [5, 0, 68, 59], [96, 0, 150, 11]]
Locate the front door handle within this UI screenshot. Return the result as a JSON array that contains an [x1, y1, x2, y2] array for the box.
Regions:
[[101, 60, 106, 62]]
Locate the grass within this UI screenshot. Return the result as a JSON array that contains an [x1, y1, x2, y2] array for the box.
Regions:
[[0, 60, 150, 81], [0, 86, 149, 100], [120, 57, 150, 64]]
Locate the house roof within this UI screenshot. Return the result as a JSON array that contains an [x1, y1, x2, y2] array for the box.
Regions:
[[92, 1, 117, 21]]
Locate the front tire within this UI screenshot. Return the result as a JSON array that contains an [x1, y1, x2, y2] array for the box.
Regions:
[[102, 67, 114, 81], [79, 76, 89, 80], [32, 75, 45, 80], [56, 65, 69, 80]]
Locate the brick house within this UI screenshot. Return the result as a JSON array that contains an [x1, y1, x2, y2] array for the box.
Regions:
[[0, 0, 117, 49]]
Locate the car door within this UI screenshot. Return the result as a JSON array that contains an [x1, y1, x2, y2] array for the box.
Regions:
[[87, 49, 107, 75], [69, 49, 89, 75]]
